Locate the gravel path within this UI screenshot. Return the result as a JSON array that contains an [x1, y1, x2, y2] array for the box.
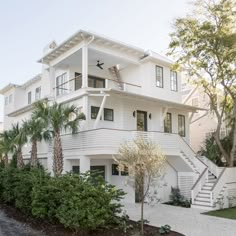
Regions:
[[0, 210, 45, 236]]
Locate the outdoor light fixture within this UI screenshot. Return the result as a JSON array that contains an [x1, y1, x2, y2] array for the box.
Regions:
[[149, 113, 152, 119], [133, 111, 136, 117]]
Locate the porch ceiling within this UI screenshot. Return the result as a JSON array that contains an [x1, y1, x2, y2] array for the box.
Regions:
[[56, 48, 133, 70]]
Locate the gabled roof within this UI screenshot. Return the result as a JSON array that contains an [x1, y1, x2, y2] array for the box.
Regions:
[[38, 29, 173, 65]]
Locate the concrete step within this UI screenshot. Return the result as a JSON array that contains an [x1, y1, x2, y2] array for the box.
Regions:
[[194, 200, 211, 206], [198, 193, 210, 198], [201, 190, 211, 194], [195, 196, 210, 202], [191, 204, 216, 210]]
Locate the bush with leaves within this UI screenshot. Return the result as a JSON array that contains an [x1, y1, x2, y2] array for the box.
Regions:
[[55, 172, 125, 230], [169, 187, 190, 208]]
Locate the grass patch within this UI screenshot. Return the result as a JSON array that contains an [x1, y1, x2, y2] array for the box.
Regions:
[[204, 207, 236, 220]]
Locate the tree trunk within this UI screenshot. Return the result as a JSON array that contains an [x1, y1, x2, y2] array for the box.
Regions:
[[53, 131, 63, 176], [31, 139, 38, 167], [3, 154, 8, 167], [140, 173, 144, 236], [230, 103, 236, 167], [17, 148, 24, 169]]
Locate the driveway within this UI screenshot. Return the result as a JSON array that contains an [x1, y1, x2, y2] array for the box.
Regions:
[[124, 203, 236, 236], [0, 210, 44, 236]]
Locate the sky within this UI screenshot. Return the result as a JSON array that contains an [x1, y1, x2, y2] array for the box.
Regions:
[[0, 0, 192, 122]]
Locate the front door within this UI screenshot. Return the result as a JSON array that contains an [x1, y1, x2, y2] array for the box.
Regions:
[[137, 110, 147, 131], [90, 165, 106, 179]]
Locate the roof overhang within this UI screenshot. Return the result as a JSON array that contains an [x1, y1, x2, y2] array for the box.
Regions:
[[108, 89, 206, 112], [38, 30, 146, 65], [20, 74, 41, 89], [0, 83, 18, 95]]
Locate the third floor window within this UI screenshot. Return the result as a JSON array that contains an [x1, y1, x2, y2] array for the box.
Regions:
[[156, 66, 163, 88], [56, 73, 67, 96], [170, 71, 177, 91], [35, 87, 41, 101], [28, 91, 32, 105]]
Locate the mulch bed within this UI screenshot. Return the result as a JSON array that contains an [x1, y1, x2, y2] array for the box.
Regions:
[[0, 204, 184, 236]]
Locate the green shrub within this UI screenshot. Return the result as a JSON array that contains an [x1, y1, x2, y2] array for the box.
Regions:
[[159, 224, 171, 235], [55, 172, 125, 230], [169, 187, 190, 208]]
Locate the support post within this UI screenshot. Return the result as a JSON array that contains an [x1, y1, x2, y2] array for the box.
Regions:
[[94, 95, 108, 129], [82, 45, 88, 88], [80, 156, 91, 173]]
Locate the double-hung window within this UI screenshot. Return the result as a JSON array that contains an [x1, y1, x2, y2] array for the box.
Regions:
[[178, 115, 186, 137], [91, 106, 100, 119], [35, 87, 41, 101], [9, 94, 13, 104], [170, 71, 177, 91], [164, 113, 172, 133], [104, 108, 114, 121], [56, 73, 67, 96], [156, 66, 163, 88]]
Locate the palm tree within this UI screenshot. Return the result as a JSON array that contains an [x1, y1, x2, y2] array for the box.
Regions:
[[0, 130, 13, 167], [22, 118, 51, 167], [12, 123, 27, 169], [33, 101, 85, 176]]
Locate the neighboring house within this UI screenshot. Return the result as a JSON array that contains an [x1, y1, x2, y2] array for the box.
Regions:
[[1, 30, 236, 210], [182, 79, 229, 153]]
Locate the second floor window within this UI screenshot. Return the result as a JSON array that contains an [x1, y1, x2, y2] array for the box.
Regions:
[[164, 113, 172, 133], [104, 108, 114, 121], [178, 115, 186, 137], [88, 76, 105, 88], [5, 97, 8, 105], [156, 66, 163, 88], [35, 87, 41, 101], [56, 73, 67, 96], [91, 106, 100, 119], [28, 91, 32, 105], [170, 71, 177, 91], [9, 94, 13, 104]]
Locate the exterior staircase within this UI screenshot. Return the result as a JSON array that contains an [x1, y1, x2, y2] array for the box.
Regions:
[[108, 66, 124, 90], [180, 150, 200, 174], [191, 158, 226, 210]]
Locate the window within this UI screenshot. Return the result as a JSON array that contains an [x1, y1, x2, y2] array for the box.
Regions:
[[4, 97, 8, 106], [74, 73, 82, 90], [164, 113, 172, 133], [35, 87, 41, 101], [9, 94, 13, 104], [170, 71, 177, 91], [178, 115, 186, 137], [56, 73, 67, 96], [72, 166, 80, 173], [112, 164, 119, 175], [156, 66, 163, 88], [192, 97, 199, 107], [121, 166, 129, 176], [91, 106, 100, 119], [88, 76, 105, 88], [28, 91, 32, 105], [104, 108, 114, 121]]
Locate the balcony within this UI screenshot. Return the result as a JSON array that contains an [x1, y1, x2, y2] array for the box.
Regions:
[[51, 128, 191, 157]]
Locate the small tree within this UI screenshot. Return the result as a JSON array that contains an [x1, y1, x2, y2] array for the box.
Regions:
[[114, 137, 166, 236]]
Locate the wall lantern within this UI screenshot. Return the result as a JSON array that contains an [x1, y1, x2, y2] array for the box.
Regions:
[[149, 113, 152, 119], [133, 111, 136, 118]]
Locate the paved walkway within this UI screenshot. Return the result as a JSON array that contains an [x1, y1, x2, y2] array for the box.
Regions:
[[0, 210, 44, 236], [125, 203, 236, 236]]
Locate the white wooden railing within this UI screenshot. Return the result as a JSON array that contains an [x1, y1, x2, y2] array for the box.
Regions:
[[210, 167, 227, 206], [191, 168, 208, 204], [199, 156, 220, 178], [210, 168, 236, 207]]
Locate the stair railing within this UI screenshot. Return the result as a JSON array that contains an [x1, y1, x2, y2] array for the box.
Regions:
[[191, 167, 208, 204]]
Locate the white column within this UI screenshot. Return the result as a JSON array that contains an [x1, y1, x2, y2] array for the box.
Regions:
[[82, 94, 89, 129], [80, 156, 90, 173], [49, 66, 56, 98], [82, 45, 88, 88]]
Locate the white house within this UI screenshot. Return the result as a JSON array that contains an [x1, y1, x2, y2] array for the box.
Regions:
[[1, 30, 236, 210]]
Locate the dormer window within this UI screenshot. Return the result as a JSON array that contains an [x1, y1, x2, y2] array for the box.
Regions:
[[170, 71, 178, 91], [156, 66, 163, 88]]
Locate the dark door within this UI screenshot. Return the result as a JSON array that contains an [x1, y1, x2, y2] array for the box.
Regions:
[[137, 110, 147, 131], [90, 165, 105, 179]]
